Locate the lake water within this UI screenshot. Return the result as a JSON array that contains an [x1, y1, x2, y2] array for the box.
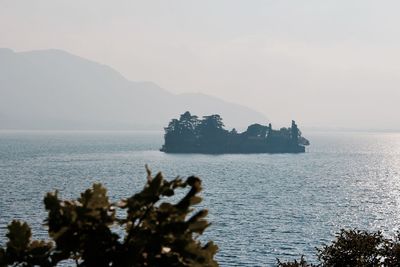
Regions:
[[1, 131, 400, 266]]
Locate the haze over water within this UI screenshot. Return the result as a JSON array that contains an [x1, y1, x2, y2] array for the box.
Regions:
[[1, 131, 399, 266], [2, 1, 400, 130]]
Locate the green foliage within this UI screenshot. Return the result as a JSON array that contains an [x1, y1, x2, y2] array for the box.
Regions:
[[1, 220, 53, 267], [0, 168, 218, 267], [277, 256, 312, 267], [279, 229, 400, 267], [317, 229, 385, 266]]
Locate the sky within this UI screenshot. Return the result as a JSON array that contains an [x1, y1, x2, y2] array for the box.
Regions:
[[1, 0, 400, 130]]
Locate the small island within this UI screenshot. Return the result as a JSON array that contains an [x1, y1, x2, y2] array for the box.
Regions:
[[161, 111, 310, 154]]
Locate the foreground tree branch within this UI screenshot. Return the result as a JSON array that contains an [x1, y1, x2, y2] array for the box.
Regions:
[[0, 169, 218, 267]]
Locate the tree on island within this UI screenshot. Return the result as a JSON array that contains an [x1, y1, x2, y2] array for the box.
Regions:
[[197, 115, 229, 151], [290, 120, 299, 144], [178, 111, 200, 136], [161, 111, 309, 154]]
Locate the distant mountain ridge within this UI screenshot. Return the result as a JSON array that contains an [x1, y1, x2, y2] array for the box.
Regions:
[[0, 48, 267, 130]]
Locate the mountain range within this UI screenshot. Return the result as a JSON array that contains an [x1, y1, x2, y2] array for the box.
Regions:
[[0, 48, 267, 130]]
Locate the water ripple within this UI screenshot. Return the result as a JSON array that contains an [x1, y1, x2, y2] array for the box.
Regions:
[[0, 131, 400, 265]]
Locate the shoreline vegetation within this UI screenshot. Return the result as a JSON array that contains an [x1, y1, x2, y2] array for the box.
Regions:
[[1, 170, 399, 266], [0, 169, 218, 267], [161, 111, 309, 154]]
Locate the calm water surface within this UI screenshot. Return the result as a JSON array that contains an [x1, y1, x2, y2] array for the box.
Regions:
[[1, 131, 400, 266]]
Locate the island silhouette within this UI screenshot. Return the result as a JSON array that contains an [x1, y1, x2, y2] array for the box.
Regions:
[[161, 111, 309, 154]]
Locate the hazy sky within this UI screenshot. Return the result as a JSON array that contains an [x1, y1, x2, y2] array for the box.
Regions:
[[1, 0, 400, 130]]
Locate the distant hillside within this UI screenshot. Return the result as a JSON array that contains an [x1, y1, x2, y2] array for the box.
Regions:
[[0, 48, 267, 130]]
